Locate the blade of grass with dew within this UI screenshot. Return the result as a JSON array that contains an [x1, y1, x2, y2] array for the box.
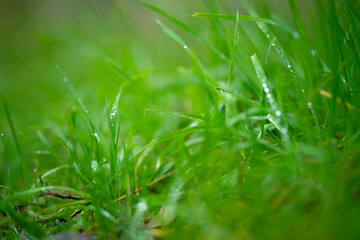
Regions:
[[251, 54, 289, 143], [136, 0, 229, 63], [106, 86, 124, 200], [143, 109, 205, 122], [242, 1, 320, 129], [227, 11, 240, 87], [156, 20, 220, 90], [57, 66, 109, 148], [200, 0, 229, 56], [192, 12, 278, 25]]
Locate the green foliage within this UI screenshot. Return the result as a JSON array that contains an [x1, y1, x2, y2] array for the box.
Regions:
[[1, 0, 359, 239]]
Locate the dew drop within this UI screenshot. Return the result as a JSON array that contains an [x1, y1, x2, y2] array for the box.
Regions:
[[264, 88, 270, 93], [275, 110, 281, 117], [183, 45, 188, 49], [266, 93, 272, 99], [94, 132, 100, 143], [91, 160, 98, 172], [293, 32, 300, 38], [137, 201, 148, 212]]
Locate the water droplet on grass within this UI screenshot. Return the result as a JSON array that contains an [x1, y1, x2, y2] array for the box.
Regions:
[[137, 201, 148, 212], [293, 32, 300, 38], [94, 133, 100, 143]]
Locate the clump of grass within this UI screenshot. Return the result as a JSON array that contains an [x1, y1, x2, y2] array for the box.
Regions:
[[1, 0, 360, 239]]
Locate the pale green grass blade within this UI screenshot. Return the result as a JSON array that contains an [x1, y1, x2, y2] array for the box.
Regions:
[[251, 54, 289, 142], [192, 12, 293, 34], [227, 11, 240, 86], [242, 2, 320, 129], [136, 0, 229, 62], [192, 12, 276, 24], [157, 20, 220, 89]]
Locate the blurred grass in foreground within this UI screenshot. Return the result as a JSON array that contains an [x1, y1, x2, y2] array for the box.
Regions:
[[1, 0, 360, 239]]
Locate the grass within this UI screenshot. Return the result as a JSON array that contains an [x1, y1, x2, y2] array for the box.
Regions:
[[1, 0, 360, 239]]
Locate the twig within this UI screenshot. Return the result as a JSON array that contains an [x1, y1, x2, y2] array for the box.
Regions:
[[38, 190, 86, 200], [71, 209, 83, 218]]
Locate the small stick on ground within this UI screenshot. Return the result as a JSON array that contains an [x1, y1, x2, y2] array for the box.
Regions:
[[38, 190, 86, 200], [71, 209, 83, 218]]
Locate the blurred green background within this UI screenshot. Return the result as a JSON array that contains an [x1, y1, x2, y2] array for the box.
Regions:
[[0, 0, 299, 128]]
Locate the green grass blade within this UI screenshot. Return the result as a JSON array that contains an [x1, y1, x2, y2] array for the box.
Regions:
[[192, 12, 276, 24], [156, 20, 220, 89], [4, 200, 47, 239], [136, 0, 229, 62], [2, 98, 30, 187], [251, 54, 289, 142], [192, 12, 293, 34], [227, 11, 240, 86]]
